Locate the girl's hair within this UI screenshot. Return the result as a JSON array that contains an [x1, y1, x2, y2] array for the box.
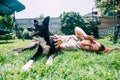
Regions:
[[95, 43, 105, 54], [97, 43, 120, 54], [98, 43, 105, 52]]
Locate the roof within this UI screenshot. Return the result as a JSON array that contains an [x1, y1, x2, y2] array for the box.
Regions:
[[83, 12, 92, 17], [0, 0, 25, 15]]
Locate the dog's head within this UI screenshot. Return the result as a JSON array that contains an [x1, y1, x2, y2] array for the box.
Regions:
[[28, 16, 50, 37]]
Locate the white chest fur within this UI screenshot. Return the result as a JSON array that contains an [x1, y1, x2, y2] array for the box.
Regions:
[[38, 37, 50, 54]]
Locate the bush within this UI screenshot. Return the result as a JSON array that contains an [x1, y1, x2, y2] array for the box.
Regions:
[[0, 33, 16, 40], [106, 34, 114, 41], [15, 27, 24, 39], [0, 15, 15, 30], [84, 18, 99, 38], [15, 28, 32, 39], [60, 11, 86, 35], [22, 29, 32, 39], [106, 34, 120, 44], [60, 11, 99, 38], [117, 38, 120, 43]]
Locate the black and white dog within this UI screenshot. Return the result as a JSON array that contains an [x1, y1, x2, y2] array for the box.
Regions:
[[22, 16, 57, 71]]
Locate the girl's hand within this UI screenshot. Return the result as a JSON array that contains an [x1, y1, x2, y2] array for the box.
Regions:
[[84, 36, 96, 41], [54, 35, 62, 49]]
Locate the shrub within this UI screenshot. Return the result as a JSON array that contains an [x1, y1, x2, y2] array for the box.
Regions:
[[0, 33, 16, 40], [22, 29, 32, 39], [0, 15, 16, 40], [106, 34, 114, 41], [84, 18, 99, 38], [106, 34, 120, 44], [15, 28, 32, 39], [15, 27, 24, 39], [14, 27, 28, 39], [117, 38, 120, 43], [60, 11, 86, 35], [0, 15, 15, 30], [60, 11, 99, 38]]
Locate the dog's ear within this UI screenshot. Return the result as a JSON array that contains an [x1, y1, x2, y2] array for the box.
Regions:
[[42, 16, 50, 26]]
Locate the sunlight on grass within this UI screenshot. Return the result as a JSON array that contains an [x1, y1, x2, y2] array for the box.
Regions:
[[0, 39, 120, 80]]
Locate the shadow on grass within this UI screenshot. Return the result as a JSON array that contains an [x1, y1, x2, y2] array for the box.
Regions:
[[0, 41, 14, 44]]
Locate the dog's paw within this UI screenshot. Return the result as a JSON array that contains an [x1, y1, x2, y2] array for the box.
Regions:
[[46, 56, 54, 66], [22, 60, 33, 71]]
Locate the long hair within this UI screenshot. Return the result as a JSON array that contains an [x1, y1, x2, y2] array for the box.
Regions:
[[97, 43, 120, 53], [103, 47, 120, 53], [98, 43, 105, 52]]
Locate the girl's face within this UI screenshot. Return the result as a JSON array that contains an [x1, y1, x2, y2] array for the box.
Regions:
[[79, 40, 101, 51]]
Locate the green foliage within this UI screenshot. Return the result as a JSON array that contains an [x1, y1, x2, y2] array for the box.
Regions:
[[106, 34, 114, 41], [0, 33, 16, 40], [0, 39, 120, 79], [85, 18, 99, 38], [0, 15, 15, 30], [60, 11, 99, 38], [95, 0, 120, 16], [61, 11, 85, 35], [0, 15, 15, 40], [38, 14, 44, 18], [22, 29, 32, 39], [117, 38, 120, 43], [16, 28, 31, 39], [106, 34, 120, 44]]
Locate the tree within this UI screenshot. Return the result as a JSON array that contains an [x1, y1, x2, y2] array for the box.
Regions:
[[38, 14, 44, 18], [0, 15, 15, 30], [95, 0, 120, 16]]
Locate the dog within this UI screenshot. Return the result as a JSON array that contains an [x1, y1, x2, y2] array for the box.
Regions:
[[22, 16, 57, 71]]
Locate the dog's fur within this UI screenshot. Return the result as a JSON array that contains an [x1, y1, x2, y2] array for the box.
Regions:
[[22, 16, 57, 71]]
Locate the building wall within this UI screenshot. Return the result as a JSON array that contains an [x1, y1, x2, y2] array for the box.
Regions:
[[97, 16, 119, 37], [16, 17, 61, 34], [98, 16, 113, 29]]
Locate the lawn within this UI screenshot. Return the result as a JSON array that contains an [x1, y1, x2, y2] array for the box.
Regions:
[[0, 39, 120, 80]]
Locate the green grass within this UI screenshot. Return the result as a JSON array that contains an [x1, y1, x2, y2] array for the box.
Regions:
[[0, 39, 120, 80]]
